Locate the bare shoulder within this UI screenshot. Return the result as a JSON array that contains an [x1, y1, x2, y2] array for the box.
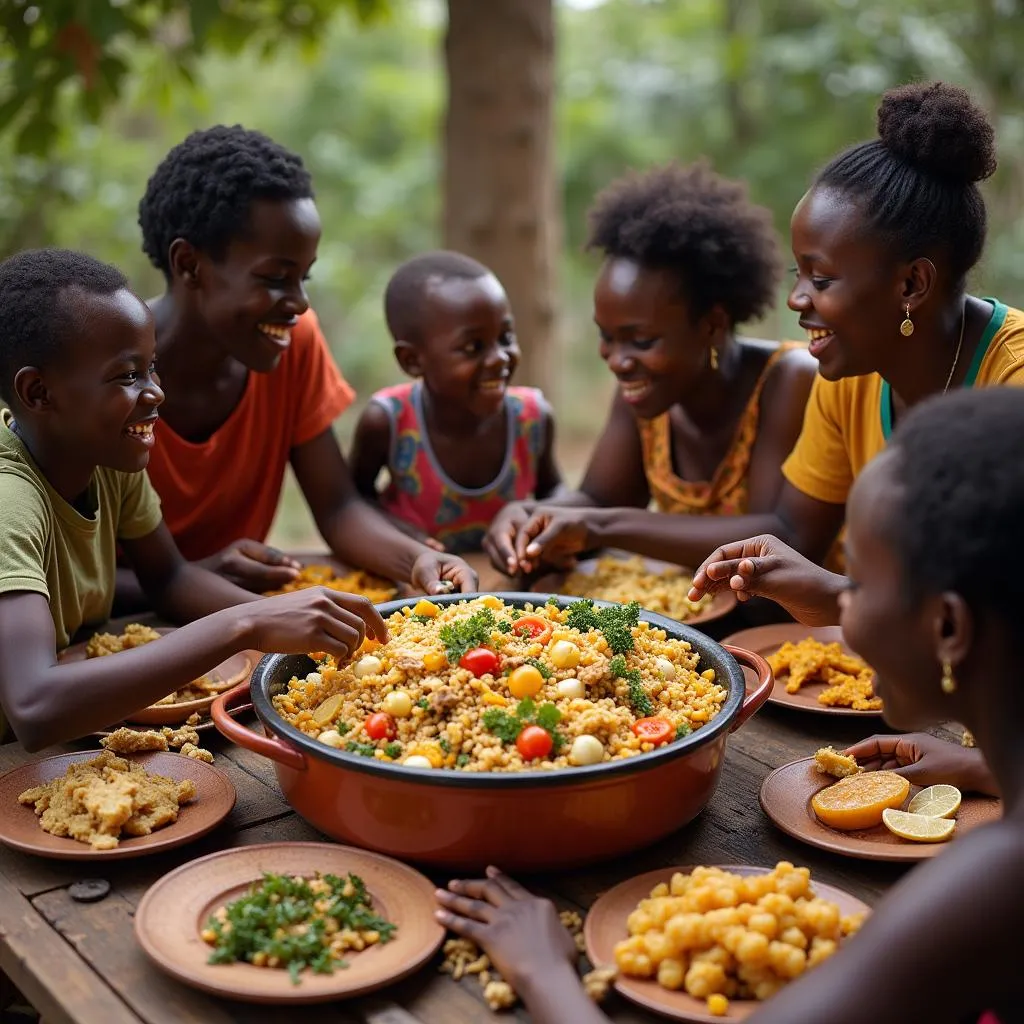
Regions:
[[353, 399, 393, 441]]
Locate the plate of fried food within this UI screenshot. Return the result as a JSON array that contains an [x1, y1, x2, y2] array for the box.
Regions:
[[532, 552, 737, 628], [584, 861, 870, 1021], [265, 554, 399, 602], [135, 842, 444, 1004], [0, 749, 235, 860], [758, 748, 1002, 862], [719, 625, 880, 716], [59, 624, 256, 725]]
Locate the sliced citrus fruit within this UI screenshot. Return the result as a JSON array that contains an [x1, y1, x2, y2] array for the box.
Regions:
[[811, 770, 910, 830], [907, 784, 962, 819], [881, 808, 956, 842]]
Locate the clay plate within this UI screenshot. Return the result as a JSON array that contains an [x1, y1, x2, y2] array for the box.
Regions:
[[60, 628, 257, 725], [135, 842, 445, 1004], [531, 552, 737, 627], [760, 758, 1002, 862], [719, 624, 881, 717], [0, 750, 235, 861], [585, 864, 870, 1021]]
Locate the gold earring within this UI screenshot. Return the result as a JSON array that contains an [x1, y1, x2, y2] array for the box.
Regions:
[[709, 347, 719, 371], [900, 304, 914, 337], [941, 659, 956, 694]]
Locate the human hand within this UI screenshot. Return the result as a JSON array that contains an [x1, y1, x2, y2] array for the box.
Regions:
[[688, 534, 844, 626], [232, 586, 388, 661], [513, 508, 590, 575], [411, 551, 478, 595], [483, 502, 536, 575], [844, 733, 999, 797], [200, 539, 301, 592], [434, 867, 577, 993]]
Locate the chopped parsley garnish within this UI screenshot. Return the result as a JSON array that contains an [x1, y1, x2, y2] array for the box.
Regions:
[[383, 741, 402, 759], [204, 871, 395, 984], [456, 753, 471, 768], [412, 614, 433, 625], [675, 721, 692, 739], [345, 741, 377, 757], [483, 698, 565, 750], [496, 621, 513, 634], [565, 599, 640, 655], [525, 657, 552, 679], [509, 608, 522, 620], [439, 737, 450, 753], [439, 609, 496, 663], [416, 698, 430, 710], [545, 594, 560, 606], [336, 721, 352, 736], [609, 653, 654, 717]]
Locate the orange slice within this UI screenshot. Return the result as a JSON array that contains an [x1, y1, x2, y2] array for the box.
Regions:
[[811, 771, 910, 830]]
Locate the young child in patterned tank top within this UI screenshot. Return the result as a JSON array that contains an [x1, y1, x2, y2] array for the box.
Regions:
[[350, 251, 563, 554]]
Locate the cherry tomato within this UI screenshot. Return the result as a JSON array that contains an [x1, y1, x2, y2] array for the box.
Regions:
[[631, 717, 673, 746], [365, 712, 397, 740], [459, 646, 499, 677], [516, 725, 554, 761], [508, 664, 545, 699], [512, 615, 553, 645]]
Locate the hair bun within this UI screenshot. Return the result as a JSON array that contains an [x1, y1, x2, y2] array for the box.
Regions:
[[877, 81, 996, 184]]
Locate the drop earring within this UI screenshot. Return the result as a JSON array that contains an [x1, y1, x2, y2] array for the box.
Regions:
[[941, 659, 956, 694], [709, 347, 719, 371], [900, 304, 914, 337]]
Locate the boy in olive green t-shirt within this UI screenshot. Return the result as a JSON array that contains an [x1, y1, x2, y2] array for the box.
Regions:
[[0, 249, 386, 750]]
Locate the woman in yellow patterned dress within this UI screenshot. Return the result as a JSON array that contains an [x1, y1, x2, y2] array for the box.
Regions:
[[484, 161, 816, 574]]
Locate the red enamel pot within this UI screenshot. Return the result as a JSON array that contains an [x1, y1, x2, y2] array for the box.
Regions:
[[212, 593, 772, 872]]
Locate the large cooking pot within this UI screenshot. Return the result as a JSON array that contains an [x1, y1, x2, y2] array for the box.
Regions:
[[212, 593, 772, 872]]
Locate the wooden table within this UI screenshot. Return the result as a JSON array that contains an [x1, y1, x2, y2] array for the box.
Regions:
[[0, 557, 923, 1024]]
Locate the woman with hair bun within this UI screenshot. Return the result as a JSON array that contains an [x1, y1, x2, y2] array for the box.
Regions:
[[504, 82, 1024, 584]]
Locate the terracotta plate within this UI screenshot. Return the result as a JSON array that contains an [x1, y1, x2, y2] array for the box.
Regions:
[[135, 842, 445, 1004], [0, 750, 235, 861], [760, 758, 1002, 862], [719, 624, 881, 717], [60, 628, 258, 725], [584, 864, 870, 1022], [531, 552, 737, 627]]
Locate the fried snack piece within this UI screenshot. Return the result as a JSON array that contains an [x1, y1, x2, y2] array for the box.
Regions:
[[18, 750, 195, 849], [768, 639, 879, 710], [180, 742, 214, 763], [813, 746, 862, 779], [101, 727, 168, 754]]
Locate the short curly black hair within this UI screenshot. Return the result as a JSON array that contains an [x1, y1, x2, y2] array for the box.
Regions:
[[887, 387, 1024, 618], [138, 125, 314, 277], [383, 250, 494, 343], [585, 160, 782, 325], [816, 82, 997, 287], [0, 249, 129, 405]]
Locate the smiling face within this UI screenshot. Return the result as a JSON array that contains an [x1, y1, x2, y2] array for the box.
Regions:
[[409, 273, 520, 418], [788, 187, 906, 381], [593, 257, 719, 419], [186, 197, 321, 372], [39, 287, 164, 474], [838, 450, 948, 730]]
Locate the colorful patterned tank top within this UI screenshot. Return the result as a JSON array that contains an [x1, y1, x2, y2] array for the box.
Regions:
[[373, 381, 545, 554], [638, 343, 802, 516]]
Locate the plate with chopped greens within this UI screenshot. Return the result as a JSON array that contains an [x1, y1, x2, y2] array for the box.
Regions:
[[135, 841, 444, 1003]]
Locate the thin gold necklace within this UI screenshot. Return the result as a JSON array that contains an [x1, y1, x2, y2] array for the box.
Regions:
[[943, 305, 967, 393]]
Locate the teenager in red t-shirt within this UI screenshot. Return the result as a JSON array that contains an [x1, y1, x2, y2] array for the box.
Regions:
[[129, 126, 476, 597]]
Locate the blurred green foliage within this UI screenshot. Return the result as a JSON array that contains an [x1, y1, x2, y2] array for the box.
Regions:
[[1, 0, 1023, 462]]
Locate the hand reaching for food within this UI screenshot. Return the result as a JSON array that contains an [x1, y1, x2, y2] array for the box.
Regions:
[[688, 534, 846, 626], [513, 508, 590, 575], [410, 552, 477, 595], [200, 538, 301, 591], [844, 733, 999, 797], [483, 501, 536, 574]]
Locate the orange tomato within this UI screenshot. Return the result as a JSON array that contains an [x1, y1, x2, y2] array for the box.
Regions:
[[631, 717, 674, 746], [511, 615, 553, 645]]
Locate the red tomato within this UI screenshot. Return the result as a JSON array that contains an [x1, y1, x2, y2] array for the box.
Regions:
[[516, 725, 554, 761], [365, 712, 396, 740], [512, 615, 553, 645], [459, 646, 499, 676], [631, 717, 673, 745]]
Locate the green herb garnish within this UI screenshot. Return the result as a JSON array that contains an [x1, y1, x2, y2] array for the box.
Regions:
[[345, 741, 377, 757], [456, 753, 471, 768], [565, 599, 640, 655], [525, 657, 552, 679], [609, 653, 654, 717], [412, 614, 433, 625], [439, 737, 450, 754], [438, 608, 496, 663], [204, 871, 395, 984], [416, 698, 430, 710], [482, 708, 523, 743], [383, 741, 402, 759], [483, 698, 565, 750], [496, 621, 513, 634], [675, 721, 692, 739], [546, 594, 560, 606]]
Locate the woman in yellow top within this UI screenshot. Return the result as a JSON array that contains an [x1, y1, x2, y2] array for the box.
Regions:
[[496, 80, 1024, 575], [483, 161, 817, 573]]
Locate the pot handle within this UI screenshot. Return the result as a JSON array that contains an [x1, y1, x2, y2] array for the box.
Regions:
[[723, 644, 773, 731], [211, 679, 307, 773]]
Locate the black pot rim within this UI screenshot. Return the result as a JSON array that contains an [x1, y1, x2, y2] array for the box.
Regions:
[[249, 592, 747, 789]]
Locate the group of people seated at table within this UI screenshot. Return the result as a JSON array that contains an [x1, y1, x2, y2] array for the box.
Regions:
[[0, 78, 1020, 1022]]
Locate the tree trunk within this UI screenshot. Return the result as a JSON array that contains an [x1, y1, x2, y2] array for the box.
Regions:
[[442, 0, 560, 393]]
